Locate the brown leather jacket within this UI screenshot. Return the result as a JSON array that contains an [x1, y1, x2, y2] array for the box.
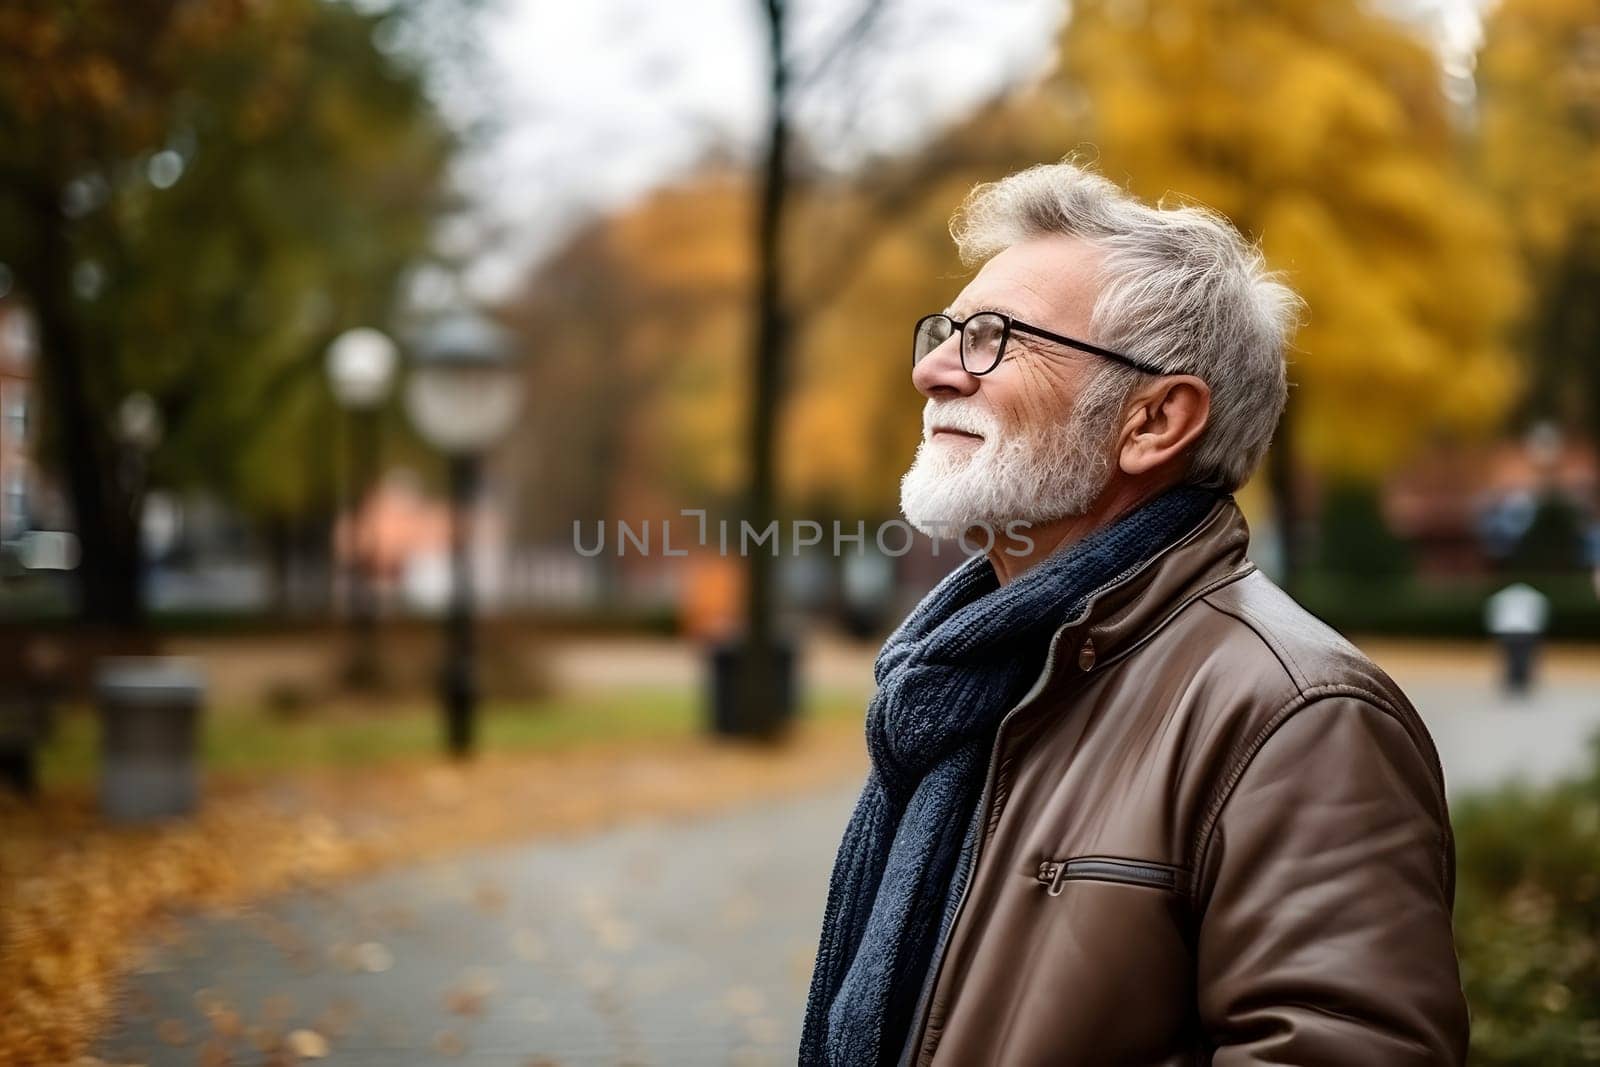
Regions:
[[897, 497, 1469, 1066]]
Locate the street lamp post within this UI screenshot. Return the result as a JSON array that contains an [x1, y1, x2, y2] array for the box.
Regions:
[[326, 328, 397, 687], [402, 311, 521, 758], [113, 392, 162, 625], [115, 392, 164, 501]]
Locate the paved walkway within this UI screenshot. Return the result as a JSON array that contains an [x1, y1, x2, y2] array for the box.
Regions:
[[1412, 679, 1600, 797], [99, 787, 858, 1066], [98, 673, 1599, 1066]]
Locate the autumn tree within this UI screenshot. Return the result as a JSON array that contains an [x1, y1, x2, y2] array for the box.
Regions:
[[499, 173, 752, 548], [0, 0, 454, 627], [784, 0, 1529, 574], [507, 0, 1527, 600], [1477, 0, 1600, 436], [500, 161, 1013, 541], [1041, 0, 1523, 581]]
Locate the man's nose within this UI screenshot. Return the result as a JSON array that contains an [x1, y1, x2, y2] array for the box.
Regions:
[[912, 334, 980, 399]]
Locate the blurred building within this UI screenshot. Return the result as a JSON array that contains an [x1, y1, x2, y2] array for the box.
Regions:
[[1385, 433, 1599, 576], [336, 469, 528, 616], [0, 296, 80, 612], [0, 297, 36, 546]]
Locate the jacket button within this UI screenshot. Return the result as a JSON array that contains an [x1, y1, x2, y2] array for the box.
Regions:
[[1077, 638, 1096, 671]]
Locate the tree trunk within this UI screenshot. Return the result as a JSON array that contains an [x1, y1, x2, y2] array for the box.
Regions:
[[27, 198, 145, 629], [1267, 392, 1300, 596], [732, 0, 792, 721]]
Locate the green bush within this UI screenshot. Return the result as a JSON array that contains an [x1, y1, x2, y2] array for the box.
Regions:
[[1318, 481, 1414, 578], [1454, 733, 1600, 1064], [1297, 573, 1600, 640], [1507, 493, 1591, 574]]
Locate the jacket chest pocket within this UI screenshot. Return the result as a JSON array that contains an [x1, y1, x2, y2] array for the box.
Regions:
[[1036, 855, 1189, 896]]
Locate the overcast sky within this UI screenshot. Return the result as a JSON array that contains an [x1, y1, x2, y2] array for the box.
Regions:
[[445, 0, 1493, 300]]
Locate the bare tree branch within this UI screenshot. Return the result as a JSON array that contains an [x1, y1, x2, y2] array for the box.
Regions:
[[791, 0, 891, 94], [789, 133, 1035, 318]]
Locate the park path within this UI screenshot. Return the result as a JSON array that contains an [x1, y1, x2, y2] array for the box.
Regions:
[[1421, 676, 1600, 796], [97, 668, 1599, 1066], [98, 786, 857, 1066]]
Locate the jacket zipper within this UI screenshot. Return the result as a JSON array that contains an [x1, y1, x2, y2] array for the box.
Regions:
[[894, 505, 1228, 1067], [894, 588, 1112, 1067], [1035, 856, 1187, 895], [891, 631, 1067, 1067]]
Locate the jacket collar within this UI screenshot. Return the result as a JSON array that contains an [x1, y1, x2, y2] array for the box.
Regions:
[[1038, 495, 1255, 683]]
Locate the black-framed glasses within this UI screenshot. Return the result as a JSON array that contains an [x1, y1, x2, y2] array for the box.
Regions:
[[912, 311, 1168, 377]]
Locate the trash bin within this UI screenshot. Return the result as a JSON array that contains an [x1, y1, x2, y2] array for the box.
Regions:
[[709, 636, 796, 739], [95, 657, 205, 821]]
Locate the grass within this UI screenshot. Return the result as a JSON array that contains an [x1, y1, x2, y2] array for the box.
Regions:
[[36, 685, 870, 787]]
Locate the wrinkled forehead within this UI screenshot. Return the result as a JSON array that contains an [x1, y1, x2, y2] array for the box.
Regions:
[[945, 235, 1105, 332]]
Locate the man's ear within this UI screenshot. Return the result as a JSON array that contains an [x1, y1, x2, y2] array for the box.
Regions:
[[1117, 375, 1211, 477]]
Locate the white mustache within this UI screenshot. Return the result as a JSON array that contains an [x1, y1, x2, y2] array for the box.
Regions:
[[923, 401, 999, 439]]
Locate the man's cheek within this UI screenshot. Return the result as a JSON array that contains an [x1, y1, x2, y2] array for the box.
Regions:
[[1005, 359, 1073, 420], [998, 387, 1064, 435]]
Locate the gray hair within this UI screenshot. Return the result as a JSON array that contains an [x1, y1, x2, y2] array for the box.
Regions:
[[949, 158, 1302, 492]]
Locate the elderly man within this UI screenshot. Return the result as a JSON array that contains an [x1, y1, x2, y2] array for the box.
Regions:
[[800, 161, 1467, 1066]]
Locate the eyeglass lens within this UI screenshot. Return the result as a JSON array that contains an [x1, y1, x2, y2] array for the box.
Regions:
[[912, 313, 1006, 375]]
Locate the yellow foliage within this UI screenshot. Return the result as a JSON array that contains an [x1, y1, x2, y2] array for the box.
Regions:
[[1051, 0, 1524, 478], [783, 194, 966, 512], [1479, 0, 1600, 258], [783, 0, 1527, 495], [1474, 0, 1600, 428], [510, 0, 1534, 511]]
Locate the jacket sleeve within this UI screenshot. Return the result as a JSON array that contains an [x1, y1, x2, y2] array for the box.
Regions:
[[1193, 694, 1470, 1065]]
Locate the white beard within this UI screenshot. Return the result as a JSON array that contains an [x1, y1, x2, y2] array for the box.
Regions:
[[899, 377, 1124, 540]]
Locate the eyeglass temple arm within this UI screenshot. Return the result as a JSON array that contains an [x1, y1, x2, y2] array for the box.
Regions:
[[1007, 320, 1165, 375]]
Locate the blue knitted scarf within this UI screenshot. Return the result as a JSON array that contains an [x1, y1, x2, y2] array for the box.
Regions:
[[799, 486, 1220, 1066]]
